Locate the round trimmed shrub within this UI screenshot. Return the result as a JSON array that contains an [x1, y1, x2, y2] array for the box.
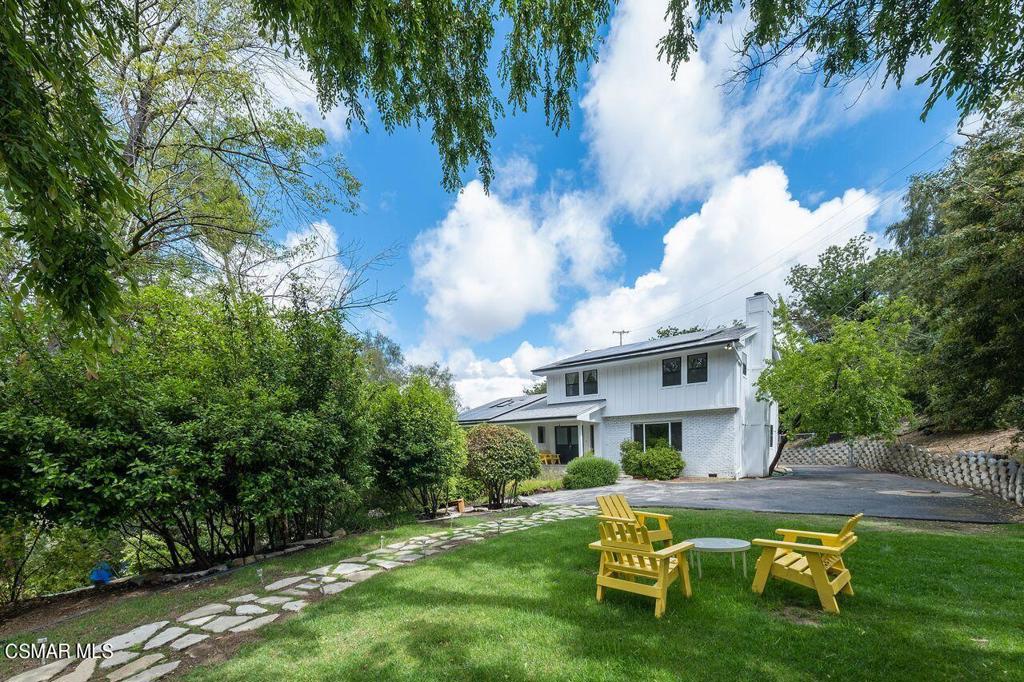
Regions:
[[562, 456, 620, 489], [621, 441, 684, 480], [465, 424, 541, 507], [619, 439, 644, 476]]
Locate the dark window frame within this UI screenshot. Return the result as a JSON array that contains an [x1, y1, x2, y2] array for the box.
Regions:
[[582, 369, 599, 395], [686, 352, 708, 384], [537, 425, 545, 444], [564, 371, 580, 397], [662, 357, 682, 386], [630, 420, 683, 452]]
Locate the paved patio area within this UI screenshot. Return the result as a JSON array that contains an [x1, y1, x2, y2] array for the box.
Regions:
[[525, 466, 1023, 523]]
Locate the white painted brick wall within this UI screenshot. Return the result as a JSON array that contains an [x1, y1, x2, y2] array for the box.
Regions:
[[601, 409, 738, 478], [683, 411, 738, 477]]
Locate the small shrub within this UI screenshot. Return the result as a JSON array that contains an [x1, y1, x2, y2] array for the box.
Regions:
[[465, 425, 541, 507], [623, 443, 684, 480], [563, 457, 620, 489], [619, 440, 644, 476], [517, 478, 564, 495]]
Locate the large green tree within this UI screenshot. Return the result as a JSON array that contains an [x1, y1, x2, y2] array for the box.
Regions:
[[783, 235, 897, 341], [887, 102, 1024, 432], [757, 299, 916, 445]]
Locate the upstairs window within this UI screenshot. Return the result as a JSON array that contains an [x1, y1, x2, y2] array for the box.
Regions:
[[565, 371, 580, 397], [662, 357, 681, 386], [583, 370, 599, 395], [687, 352, 708, 383]]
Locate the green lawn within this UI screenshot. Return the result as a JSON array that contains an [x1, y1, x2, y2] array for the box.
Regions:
[[182, 510, 1024, 682], [0, 509, 538, 679]]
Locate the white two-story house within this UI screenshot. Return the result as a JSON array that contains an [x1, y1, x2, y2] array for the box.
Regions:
[[457, 292, 779, 478]]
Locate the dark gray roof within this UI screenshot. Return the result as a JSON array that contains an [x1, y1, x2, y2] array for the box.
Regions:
[[457, 393, 545, 424], [531, 325, 756, 373], [491, 396, 605, 423]]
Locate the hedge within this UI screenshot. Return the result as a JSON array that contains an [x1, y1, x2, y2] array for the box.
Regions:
[[563, 456, 620, 489]]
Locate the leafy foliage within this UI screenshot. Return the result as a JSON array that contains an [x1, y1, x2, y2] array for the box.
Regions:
[[652, 325, 702, 339], [250, 0, 670, 192], [0, 523, 120, 603], [371, 376, 467, 517], [562, 456, 619, 489], [886, 103, 1024, 434], [681, 0, 1024, 123], [619, 440, 683, 480], [0, 0, 136, 331], [757, 299, 916, 445], [360, 331, 461, 408], [619, 439, 645, 476], [0, 286, 373, 573], [465, 425, 540, 508], [523, 379, 547, 395], [784, 235, 897, 341]]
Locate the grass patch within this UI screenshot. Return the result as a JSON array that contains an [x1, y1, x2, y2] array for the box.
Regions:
[[183, 509, 1024, 682], [517, 477, 564, 496], [0, 508, 537, 678]]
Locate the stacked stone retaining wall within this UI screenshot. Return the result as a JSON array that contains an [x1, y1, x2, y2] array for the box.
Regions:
[[781, 441, 1023, 507]]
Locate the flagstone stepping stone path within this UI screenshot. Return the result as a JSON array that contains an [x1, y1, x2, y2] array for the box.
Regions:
[[6, 505, 595, 682]]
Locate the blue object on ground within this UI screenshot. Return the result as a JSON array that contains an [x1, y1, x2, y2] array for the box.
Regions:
[[90, 561, 113, 585]]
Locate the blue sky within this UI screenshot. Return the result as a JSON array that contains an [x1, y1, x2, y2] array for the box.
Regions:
[[271, 1, 965, 408]]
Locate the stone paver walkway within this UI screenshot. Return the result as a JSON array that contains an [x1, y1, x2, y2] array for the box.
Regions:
[[7, 505, 595, 682]]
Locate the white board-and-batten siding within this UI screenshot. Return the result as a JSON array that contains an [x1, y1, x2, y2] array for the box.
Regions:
[[542, 346, 739, 417]]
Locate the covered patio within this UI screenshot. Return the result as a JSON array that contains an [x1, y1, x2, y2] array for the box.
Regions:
[[491, 398, 605, 463]]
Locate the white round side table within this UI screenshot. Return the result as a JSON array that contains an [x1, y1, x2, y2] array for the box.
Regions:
[[685, 537, 752, 578]]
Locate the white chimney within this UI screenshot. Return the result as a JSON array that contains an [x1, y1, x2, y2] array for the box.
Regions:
[[745, 291, 775, 371]]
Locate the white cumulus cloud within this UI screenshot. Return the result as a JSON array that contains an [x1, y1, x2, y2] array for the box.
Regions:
[[264, 60, 347, 140], [411, 0, 901, 408], [411, 181, 558, 341], [411, 161, 620, 346], [554, 164, 880, 352], [581, 0, 894, 217], [443, 342, 558, 409]]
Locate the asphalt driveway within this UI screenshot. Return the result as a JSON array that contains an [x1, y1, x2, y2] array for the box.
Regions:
[[524, 465, 1023, 523]]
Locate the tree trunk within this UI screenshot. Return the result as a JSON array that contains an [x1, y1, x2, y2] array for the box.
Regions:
[[767, 433, 789, 476]]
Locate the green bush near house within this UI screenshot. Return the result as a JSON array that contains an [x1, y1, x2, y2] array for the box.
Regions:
[[465, 424, 541, 508], [619, 440, 644, 475], [562, 456, 619, 489], [620, 439, 684, 480]]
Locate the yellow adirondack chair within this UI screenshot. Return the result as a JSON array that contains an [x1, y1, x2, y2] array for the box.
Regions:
[[596, 494, 673, 546], [751, 513, 863, 614], [589, 519, 694, 618]]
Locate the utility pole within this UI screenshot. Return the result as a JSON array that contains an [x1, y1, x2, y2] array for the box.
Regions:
[[612, 329, 630, 346]]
